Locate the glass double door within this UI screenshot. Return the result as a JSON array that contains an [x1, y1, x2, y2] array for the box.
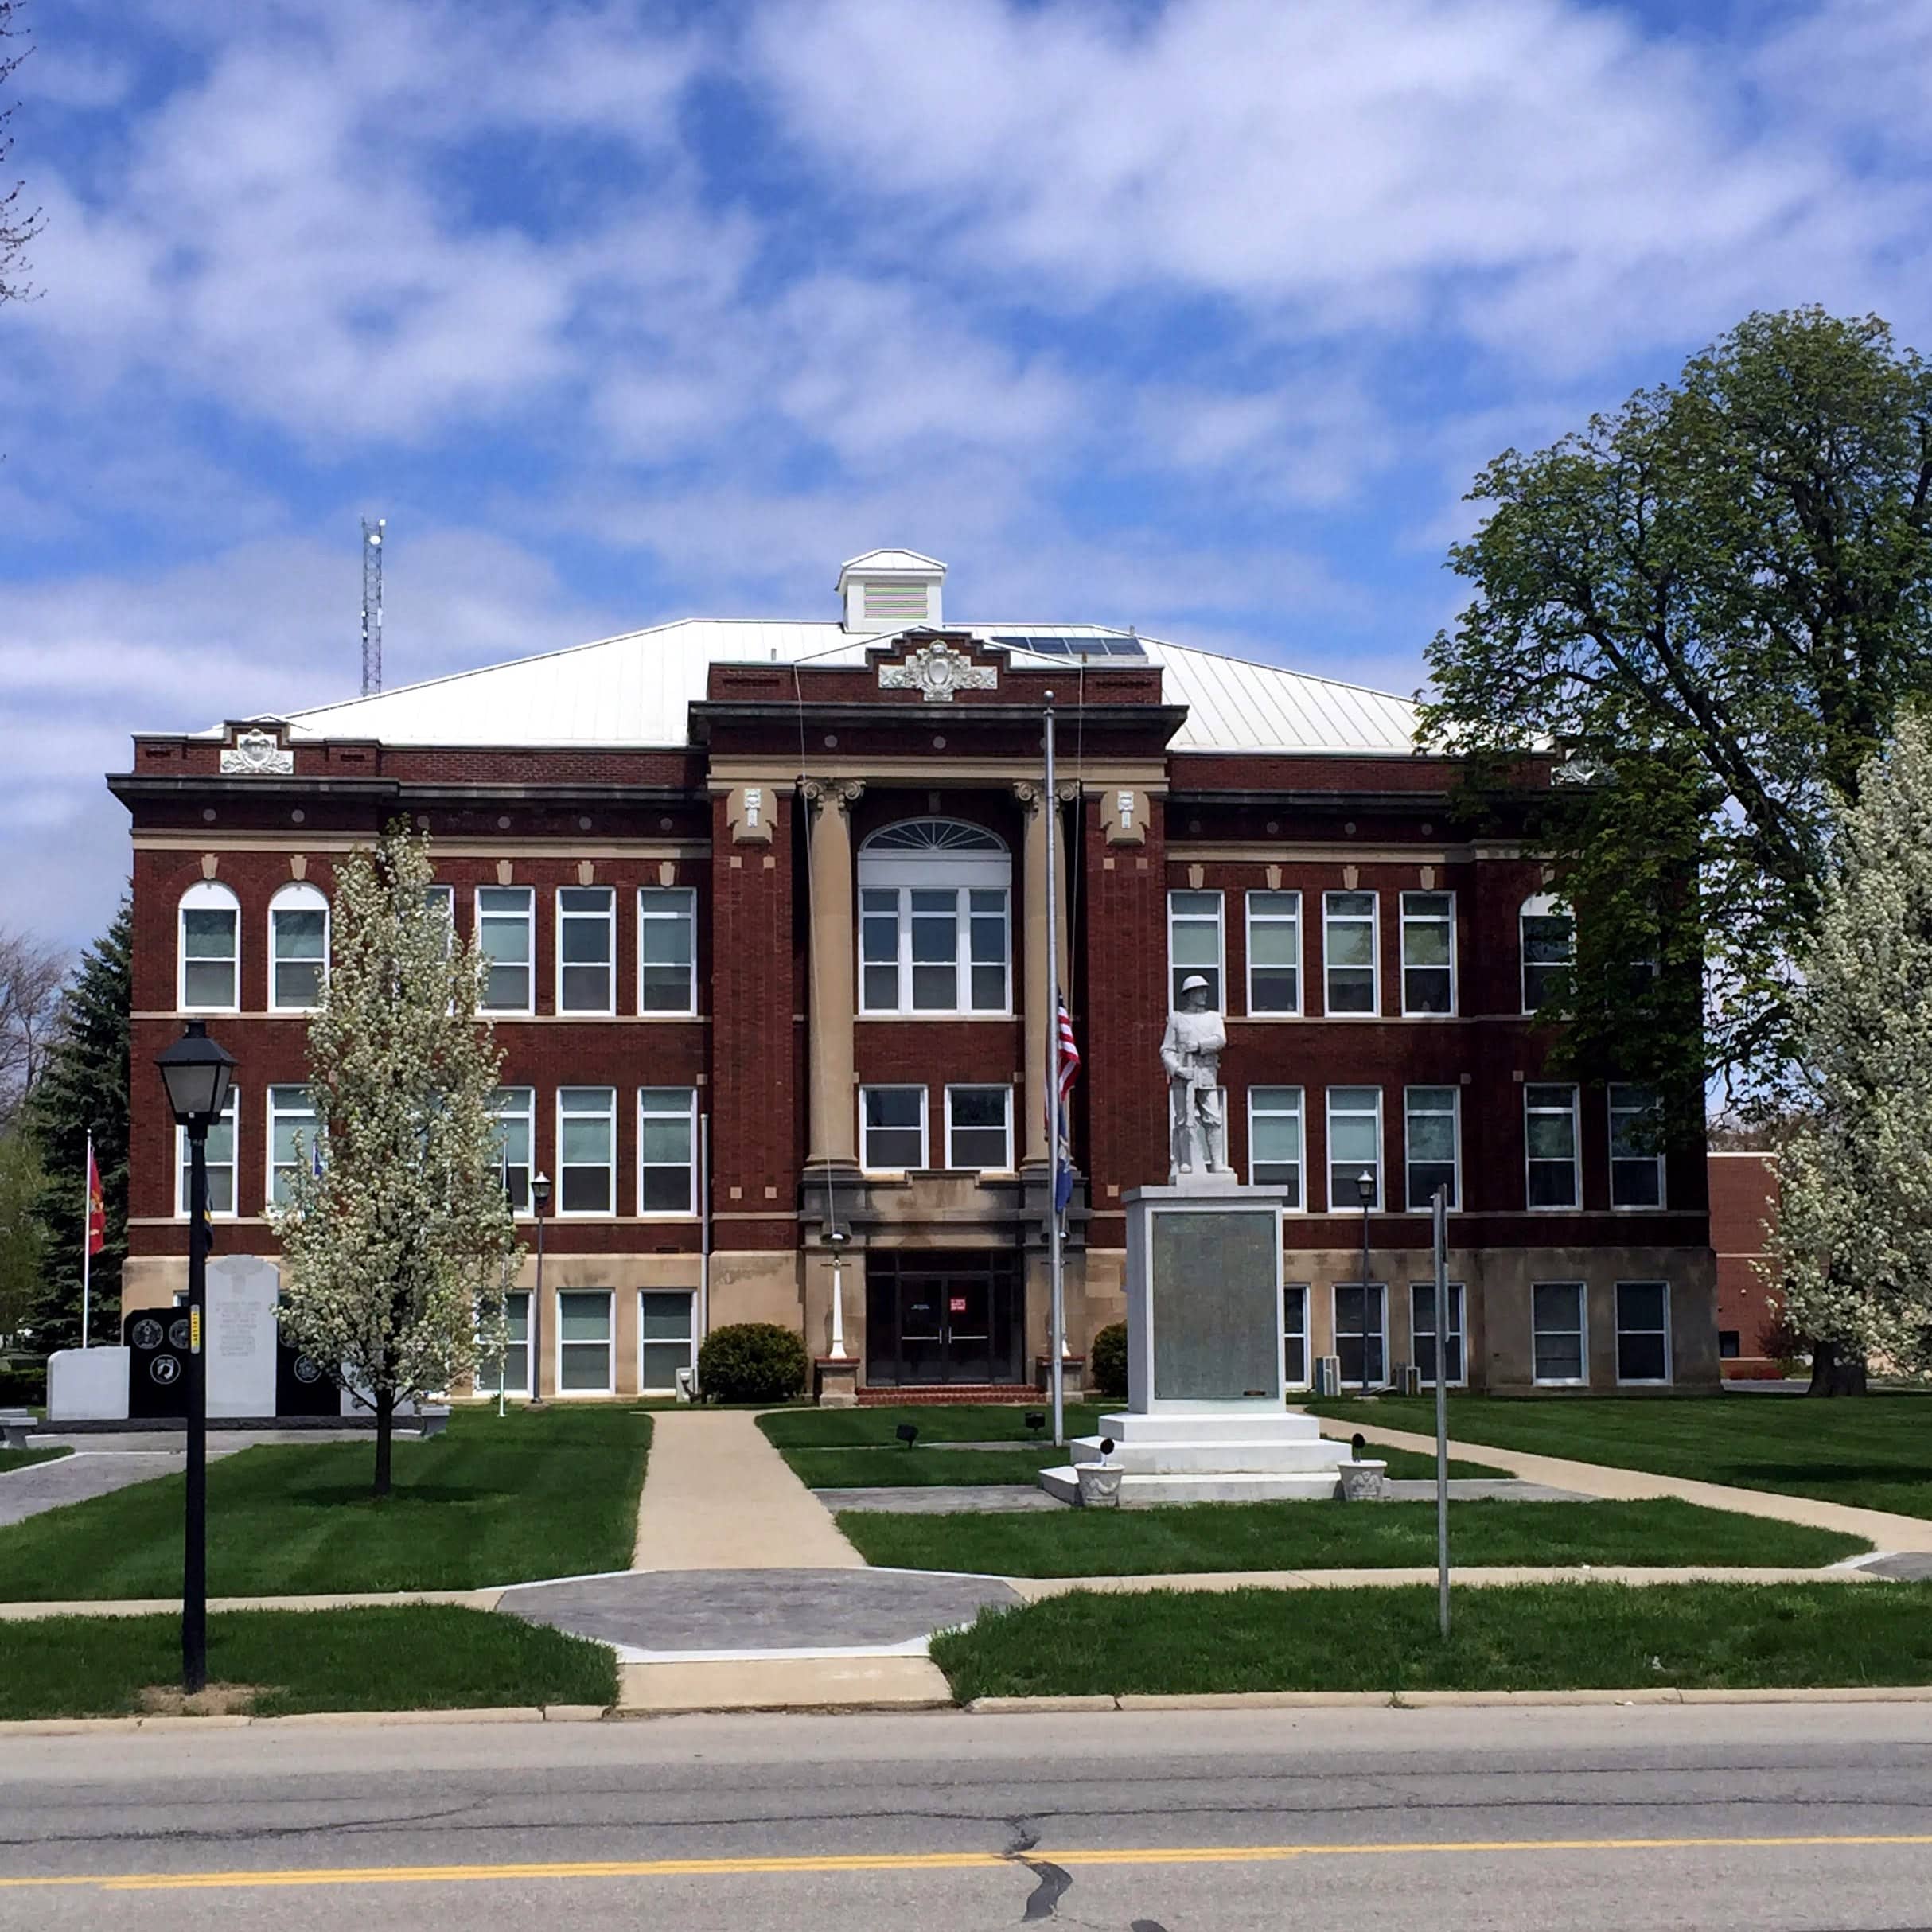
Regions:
[[866, 1251, 1022, 1385]]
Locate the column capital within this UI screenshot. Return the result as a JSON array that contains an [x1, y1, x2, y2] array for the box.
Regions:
[[800, 777, 866, 813], [1015, 779, 1080, 809]]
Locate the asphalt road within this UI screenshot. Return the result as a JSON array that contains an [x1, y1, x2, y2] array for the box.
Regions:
[[2, 1704, 1930, 1930]]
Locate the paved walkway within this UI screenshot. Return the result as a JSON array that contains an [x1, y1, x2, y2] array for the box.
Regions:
[[1315, 1417, 1932, 1552], [0, 1450, 228, 1529], [631, 1410, 863, 1570]]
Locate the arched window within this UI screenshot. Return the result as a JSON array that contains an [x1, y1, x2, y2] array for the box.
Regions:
[[1520, 893, 1574, 1015], [857, 819, 1011, 1014], [178, 882, 240, 1011], [269, 882, 329, 1011]]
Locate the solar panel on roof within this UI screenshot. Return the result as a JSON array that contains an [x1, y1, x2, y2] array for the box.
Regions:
[[989, 634, 1147, 662]]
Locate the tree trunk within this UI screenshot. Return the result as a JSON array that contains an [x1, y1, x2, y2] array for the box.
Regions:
[[372, 1386, 395, 1496], [1807, 1337, 1868, 1396]]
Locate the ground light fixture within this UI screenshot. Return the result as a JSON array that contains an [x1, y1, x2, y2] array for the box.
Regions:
[[154, 1019, 236, 1695], [528, 1171, 551, 1408], [896, 1422, 918, 1449], [1026, 1410, 1046, 1436]]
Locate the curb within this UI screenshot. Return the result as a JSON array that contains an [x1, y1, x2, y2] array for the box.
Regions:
[[963, 1685, 1932, 1712], [0, 1704, 616, 1736]]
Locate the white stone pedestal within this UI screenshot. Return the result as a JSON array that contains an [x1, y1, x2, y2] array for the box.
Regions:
[[47, 1347, 131, 1421], [1038, 1182, 1356, 1505]]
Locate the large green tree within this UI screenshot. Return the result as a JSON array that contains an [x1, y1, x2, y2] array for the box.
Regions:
[[271, 826, 519, 1496], [1422, 309, 1932, 1116], [26, 898, 130, 1350], [1768, 711, 1932, 1395], [0, 1124, 43, 1342]]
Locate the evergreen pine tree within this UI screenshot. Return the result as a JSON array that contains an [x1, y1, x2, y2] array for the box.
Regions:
[[27, 897, 130, 1350]]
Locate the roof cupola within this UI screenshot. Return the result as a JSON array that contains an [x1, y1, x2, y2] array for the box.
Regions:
[[836, 548, 945, 633]]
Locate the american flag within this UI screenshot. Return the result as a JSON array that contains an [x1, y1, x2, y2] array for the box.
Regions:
[[1053, 990, 1079, 1214]]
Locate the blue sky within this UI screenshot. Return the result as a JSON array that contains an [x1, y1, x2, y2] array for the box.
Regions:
[[6, 0, 1932, 948]]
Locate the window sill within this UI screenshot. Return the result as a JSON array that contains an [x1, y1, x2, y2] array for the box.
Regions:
[[1531, 1377, 1588, 1389], [855, 1011, 1016, 1022]]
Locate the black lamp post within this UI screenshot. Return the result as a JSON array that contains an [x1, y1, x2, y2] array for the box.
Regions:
[[154, 1019, 236, 1694], [528, 1171, 551, 1408], [1357, 1167, 1375, 1400]]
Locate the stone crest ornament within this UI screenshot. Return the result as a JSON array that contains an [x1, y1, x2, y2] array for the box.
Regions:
[[878, 640, 998, 703], [220, 727, 294, 776]]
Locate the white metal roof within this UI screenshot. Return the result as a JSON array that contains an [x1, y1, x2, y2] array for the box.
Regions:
[[274, 618, 1420, 757], [837, 547, 946, 578]]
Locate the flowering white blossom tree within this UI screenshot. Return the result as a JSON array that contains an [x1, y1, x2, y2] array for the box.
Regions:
[[270, 824, 520, 1494], [1767, 711, 1932, 1393]]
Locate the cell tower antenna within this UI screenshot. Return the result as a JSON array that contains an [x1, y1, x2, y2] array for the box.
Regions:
[[360, 517, 386, 695]]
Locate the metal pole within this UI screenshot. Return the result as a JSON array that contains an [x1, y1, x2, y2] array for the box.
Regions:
[[1360, 1178, 1373, 1400], [1044, 695, 1065, 1451], [184, 1129, 209, 1693], [699, 1112, 712, 1357], [529, 1207, 547, 1408], [1433, 1182, 1451, 1639]]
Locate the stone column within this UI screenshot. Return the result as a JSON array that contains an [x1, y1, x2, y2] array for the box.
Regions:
[[1016, 781, 1073, 1166], [802, 778, 864, 1167]]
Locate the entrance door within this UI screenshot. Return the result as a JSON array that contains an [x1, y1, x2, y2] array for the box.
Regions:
[[866, 1251, 1022, 1385]]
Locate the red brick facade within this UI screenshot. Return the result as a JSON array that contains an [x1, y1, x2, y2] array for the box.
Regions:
[[112, 624, 1719, 1397]]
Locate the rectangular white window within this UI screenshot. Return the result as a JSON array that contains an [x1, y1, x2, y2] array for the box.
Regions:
[[269, 902, 327, 1011], [859, 888, 1008, 1013], [1283, 1283, 1310, 1389], [1247, 1086, 1303, 1208], [423, 885, 454, 956], [1609, 1085, 1666, 1209], [1404, 1086, 1460, 1211], [1326, 1085, 1382, 1211], [1533, 1281, 1587, 1385], [1525, 1084, 1581, 1209], [1245, 891, 1300, 1015], [1521, 900, 1576, 1013], [945, 1085, 1012, 1170], [557, 1086, 616, 1215], [176, 1092, 238, 1218], [557, 886, 615, 1014], [267, 1085, 316, 1209], [1167, 890, 1224, 1008], [556, 1288, 614, 1395], [638, 1088, 697, 1215], [860, 1086, 928, 1170], [639, 888, 697, 1014], [1323, 891, 1379, 1015], [640, 1291, 698, 1394], [180, 901, 239, 1011], [490, 1290, 532, 1396], [489, 1087, 535, 1216], [477, 887, 534, 1012], [1616, 1281, 1671, 1385], [1412, 1280, 1466, 1386], [1400, 892, 1455, 1015], [1334, 1282, 1387, 1389]]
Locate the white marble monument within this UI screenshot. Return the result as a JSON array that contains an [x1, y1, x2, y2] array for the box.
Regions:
[[1038, 987, 1366, 1506], [205, 1254, 282, 1419]]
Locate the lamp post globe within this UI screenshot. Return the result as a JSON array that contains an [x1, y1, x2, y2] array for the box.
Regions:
[[154, 1019, 236, 1696], [528, 1172, 551, 1408]]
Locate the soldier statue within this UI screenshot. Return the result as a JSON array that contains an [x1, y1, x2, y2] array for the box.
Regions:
[[1162, 973, 1229, 1179]]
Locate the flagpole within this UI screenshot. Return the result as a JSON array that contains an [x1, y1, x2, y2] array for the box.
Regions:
[[80, 1133, 93, 1350], [1043, 694, 1065, 1451]]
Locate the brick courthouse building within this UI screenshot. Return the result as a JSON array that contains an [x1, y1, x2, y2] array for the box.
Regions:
[[112, 550, 1717, 1401]]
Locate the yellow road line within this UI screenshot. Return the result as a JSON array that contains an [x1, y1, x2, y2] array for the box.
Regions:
[[4, 1833, 1932, 1893]]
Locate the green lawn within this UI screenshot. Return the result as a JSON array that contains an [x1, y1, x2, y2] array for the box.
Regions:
[[930, 1580, 1932, 1700], [0, 1606, 615, 1719], [1308, 1393, 1932, 1519], [0, 1447, 70, 1473], [758, 1403, 1112, 1447], [0, 1406, 650, 1600], [836, 1496, 1866, 1576]]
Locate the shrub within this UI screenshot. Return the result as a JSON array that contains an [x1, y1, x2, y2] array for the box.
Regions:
[[698, 1322, 809, 1405], [0, 1360, 46, 1408], [1090, 1321, 1128, 1398]]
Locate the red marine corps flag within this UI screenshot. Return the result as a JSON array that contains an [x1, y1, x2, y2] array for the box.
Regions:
[[82, 1135, 106, 1347]]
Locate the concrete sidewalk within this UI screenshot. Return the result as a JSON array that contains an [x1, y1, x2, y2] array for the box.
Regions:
[[1315, 1416, 1932, 1552], [631, 1410, 863, 1571]]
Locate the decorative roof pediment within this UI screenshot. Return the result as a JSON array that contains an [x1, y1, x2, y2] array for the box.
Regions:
[[870, 631, 1001, 704]]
